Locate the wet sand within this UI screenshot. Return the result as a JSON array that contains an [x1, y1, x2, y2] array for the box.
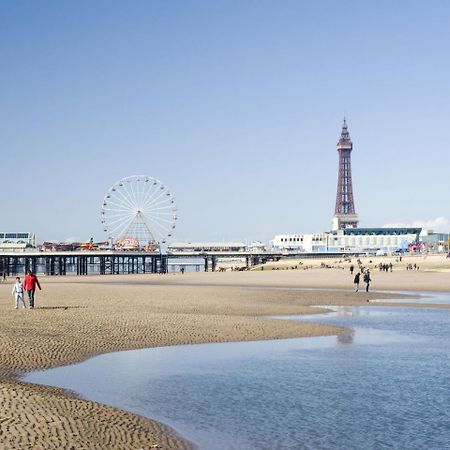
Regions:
[[0, 265, 449, 449]]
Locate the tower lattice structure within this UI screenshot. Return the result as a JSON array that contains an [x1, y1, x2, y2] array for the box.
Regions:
[[332, 119, 359, 230]]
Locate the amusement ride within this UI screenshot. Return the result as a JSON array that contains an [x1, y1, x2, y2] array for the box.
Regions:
[[101, 175, 177, 251]]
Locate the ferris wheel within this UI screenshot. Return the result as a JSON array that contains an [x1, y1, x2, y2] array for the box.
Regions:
[[101, 175, 177, 248]]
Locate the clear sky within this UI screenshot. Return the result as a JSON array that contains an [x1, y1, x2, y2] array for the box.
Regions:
[[1, 0, 449, 243]]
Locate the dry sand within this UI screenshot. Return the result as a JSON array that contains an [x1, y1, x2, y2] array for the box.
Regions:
[[0, 264, 449, 449]]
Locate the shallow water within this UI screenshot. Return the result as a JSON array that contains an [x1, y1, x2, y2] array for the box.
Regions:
[[24, 293, 450, 450], [369, 290, 450, 304]]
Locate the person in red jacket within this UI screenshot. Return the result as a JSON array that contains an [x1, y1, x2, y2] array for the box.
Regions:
[[23, 270, 42, 309]]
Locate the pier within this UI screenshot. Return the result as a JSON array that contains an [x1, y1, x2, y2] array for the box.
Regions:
[[0, 250, 356, 276], [0, 251, 169, 276], [0, 250, 284, 276]]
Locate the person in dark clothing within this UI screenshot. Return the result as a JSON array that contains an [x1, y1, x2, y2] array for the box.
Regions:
[[350, 265, 354, 275], [363, 271, 371, 292], [354, 272, 360, 292]]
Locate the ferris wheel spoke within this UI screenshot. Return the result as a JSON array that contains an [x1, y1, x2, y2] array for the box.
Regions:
[[146, 214, 171, 235], [142, 183, 162, 208], [103, 207, 136, 215], [146, 197, 173, 209], [129, 179, 140, 208], [102, 199, 135, 211], [142, 178, 164, 206], [103, 213, 136, 224], [148, 212, 176, 220], [143, 210, 170, 230], [149, 211, 175, 220], [105, 210, 136, 222], [146, 204, 176, 213], [112, 185, 137, 210], [103, 208, 135, 216], [109, 215, 137, 238], [102, 210, 134, 220], [123, 182, 140, 209], [141, 185, 158, 209], [148, 209, 176, 217], [134, 179, 144, 206], [150, 215, 176, 225], [146, 221, 170, 241], [145, 190, 169, 210], [137, 178, 150, 205], [146, 209, 173, 219], [105, 215, 136, 230], [139, 179, 157, 203], [120, 181, 137, 209]]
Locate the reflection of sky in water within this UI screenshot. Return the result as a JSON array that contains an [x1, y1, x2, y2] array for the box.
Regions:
[[24, 294, 450, 450], [369, 290, 450, 304]]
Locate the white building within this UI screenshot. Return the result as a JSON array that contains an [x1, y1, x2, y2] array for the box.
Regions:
[[273, 228, 421, 254], [272, 234, 329, 253], [0, 232, 36, 252], [168, 242, 246, 254]]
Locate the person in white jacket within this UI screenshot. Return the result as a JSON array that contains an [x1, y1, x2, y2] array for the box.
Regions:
[[12, 277, 26, 309]]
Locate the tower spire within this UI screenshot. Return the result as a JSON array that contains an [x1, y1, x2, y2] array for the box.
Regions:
[[338, 118, 352, 146]]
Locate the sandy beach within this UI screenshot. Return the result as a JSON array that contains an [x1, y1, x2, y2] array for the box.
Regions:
[[1, 257, 449, 449]]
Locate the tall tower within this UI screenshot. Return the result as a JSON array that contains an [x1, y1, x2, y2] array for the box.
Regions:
[[332, 119, 359, 230]]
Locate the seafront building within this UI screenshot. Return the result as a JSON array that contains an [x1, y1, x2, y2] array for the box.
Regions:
[[273, 228, 422, 254]]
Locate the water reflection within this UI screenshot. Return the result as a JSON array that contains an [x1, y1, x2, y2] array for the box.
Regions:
[[336, 329, 354, 345]]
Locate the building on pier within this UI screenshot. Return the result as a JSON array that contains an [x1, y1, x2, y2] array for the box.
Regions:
[[0, 232, 36, 251], [168, 242, 246, 254]]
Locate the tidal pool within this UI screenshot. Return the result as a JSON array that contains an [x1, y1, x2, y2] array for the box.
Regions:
[[24, 293, 450, 450]]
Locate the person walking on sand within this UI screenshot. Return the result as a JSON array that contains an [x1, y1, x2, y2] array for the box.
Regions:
[[23, 270, 41, 309], [12, 276, 26, 309], [354, 272, 360, 292], [350, 265, 354, 275], [364, 270, 371, 293]]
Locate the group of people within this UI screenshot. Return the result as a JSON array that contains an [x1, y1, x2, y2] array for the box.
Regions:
[[378, 262, 393, 272], [349, 262, 371, 292], [353, 270, 371, 292], [11, 270, 42, 309]]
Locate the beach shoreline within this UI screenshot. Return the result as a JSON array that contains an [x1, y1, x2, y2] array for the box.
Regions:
[[1, 266, 449, 449]]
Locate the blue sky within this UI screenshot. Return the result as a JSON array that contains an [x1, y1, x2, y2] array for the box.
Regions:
[[1, 0, 449, 243]]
